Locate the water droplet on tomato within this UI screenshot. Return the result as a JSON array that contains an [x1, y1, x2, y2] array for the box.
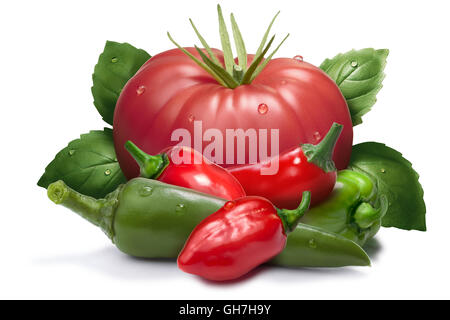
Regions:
[[139, 186, 153, 196], [281, 80, 287, 85], [136, 85, 146, 95], [176, 204, 186, 213], [313, 131, 321, 141], [351, 60, 358, 67], [104, 169, 111, 176], [308, 239, 317, 249], [188, 114, 195, 122], [68, 149, 75, 156], [224, 201, 235, 210], [293, 55, 303, 62], [111, 57, 118, 63], [258, 103, 268, 115], [293, 157, 301, 165]]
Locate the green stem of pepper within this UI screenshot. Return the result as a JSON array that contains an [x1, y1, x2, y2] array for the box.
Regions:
[[125, 141, 170, 179], [47, 180, 119, 239], [354, 195, 388, 229], [277, 191, 311, 233], [302, 122, 343, 173]]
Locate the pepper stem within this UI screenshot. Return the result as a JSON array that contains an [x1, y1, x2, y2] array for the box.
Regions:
[[301, 123, 343, 173], [277, 191, 311, 233], [125, 141, 170, 179], [47, 180, 120, 239], [354, 195, 388, 229]]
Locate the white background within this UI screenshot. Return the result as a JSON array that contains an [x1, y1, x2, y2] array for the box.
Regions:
[[1, 0, 449, 299]]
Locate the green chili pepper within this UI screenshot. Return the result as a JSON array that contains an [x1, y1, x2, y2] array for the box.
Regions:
[[48, 178, 224, 258], [299, 169, 388, 246], [47, 177, 370, 267], [271, 223, 370, 267]]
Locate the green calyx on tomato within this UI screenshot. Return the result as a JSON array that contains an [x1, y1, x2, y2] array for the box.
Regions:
[[168, 4, 289, 88]]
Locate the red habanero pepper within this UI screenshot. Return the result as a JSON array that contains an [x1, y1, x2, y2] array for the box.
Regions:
[[177, 192, 311, 281], [125, 141, 246, 200], [229, 123, 343, 209]]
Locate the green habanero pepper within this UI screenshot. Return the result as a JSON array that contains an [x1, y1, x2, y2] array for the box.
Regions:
[[299, 169, 388, 246], [47, 178, 370, 267]]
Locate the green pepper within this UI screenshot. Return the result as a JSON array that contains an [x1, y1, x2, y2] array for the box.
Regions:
[[47, 178, 370, 267], [48, 178, 224, 258], [299, 169, 388, 246]]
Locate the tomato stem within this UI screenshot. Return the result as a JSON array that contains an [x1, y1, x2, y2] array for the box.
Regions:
[[195, 46, 239, 88], [233, 65, 244, 83], [167, 5, 288, 88], [189, 18, 221, 65], [167, 32, 228, 87], [230, 13, 247, 70]]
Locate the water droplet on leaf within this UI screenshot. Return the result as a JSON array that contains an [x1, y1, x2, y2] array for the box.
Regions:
[[258, 103, 268, 115], [351, 61, 358, 67], [68, 149, 75, 156], [139, 186, 153, 196], [104, 169, 111, 176], [293, 55, 303, 62], [136, 85, 146, 95], [308, 239, 317, 249], [111, 57, 118, 63], [380, 168, 386, 173]]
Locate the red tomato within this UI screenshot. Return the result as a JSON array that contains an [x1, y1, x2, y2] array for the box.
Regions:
[[114, 48, 353, 179]]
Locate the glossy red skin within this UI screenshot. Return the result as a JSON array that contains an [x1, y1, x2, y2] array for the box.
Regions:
[[157, 146, 246, 200], [229, 145, 336, 209], [114, 48, 353, 179], [178, 197, 286, 281]]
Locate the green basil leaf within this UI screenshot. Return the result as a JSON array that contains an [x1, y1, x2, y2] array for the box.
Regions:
[[92, 41, 151, 125], [37, 128, 126, 199], [349, 142, 426, 231], [320, 48, 388, 126]]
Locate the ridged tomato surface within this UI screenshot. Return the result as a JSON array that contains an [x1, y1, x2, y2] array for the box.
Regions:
[[114, 48, 353, 179]]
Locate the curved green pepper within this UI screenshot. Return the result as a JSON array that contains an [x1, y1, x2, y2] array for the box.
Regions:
[[48, 178, 224, 258], [299, 170, 388, 246], [47, 178, 370, 267], [271, 223, 370, 267]]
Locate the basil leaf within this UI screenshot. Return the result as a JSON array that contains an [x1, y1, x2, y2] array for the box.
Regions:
[[37, 128, 126, 199], [320, 48, 389, 126], [349, 142, 426, 231], [92, 41, 151, 125]]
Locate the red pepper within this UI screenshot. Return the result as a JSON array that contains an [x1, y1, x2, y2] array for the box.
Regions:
[[229, 123, 343, 209], [177, 192, 311, 281], [125, 142, 246, 200]]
